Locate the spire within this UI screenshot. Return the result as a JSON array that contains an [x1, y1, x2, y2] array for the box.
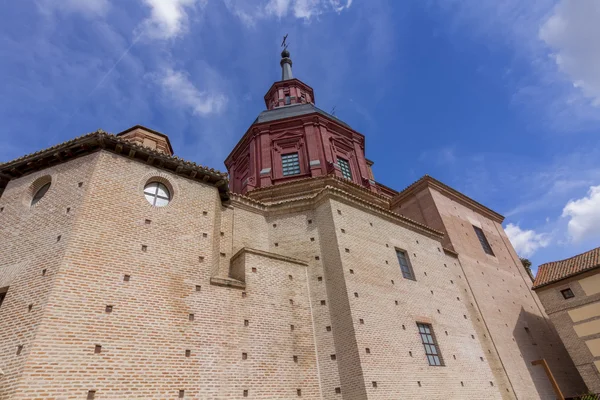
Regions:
[[280, 48, 293, 80]]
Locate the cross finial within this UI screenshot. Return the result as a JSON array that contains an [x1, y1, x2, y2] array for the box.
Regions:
[[281, 33, 288, 49]]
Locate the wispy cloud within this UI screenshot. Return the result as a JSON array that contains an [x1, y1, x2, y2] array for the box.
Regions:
[[139, 0, 206, 40], [36, 0, 110, 18], [562, 185, 600, 243], [224, 0, 353, 25], [436, 0, 600, 131], [505, 223, 550, 258], [539, 0, 600, 107], [154, 68, 227, 116]]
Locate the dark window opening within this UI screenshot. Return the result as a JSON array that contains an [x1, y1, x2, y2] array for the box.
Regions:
[[281, 153, 301, 176], [396, 250, 415, 280], [31, 182, 51, 206], [338, 158, 352, 180], [560, 288, 574, 299], [473, 226, 494, 255], [417, 323, 443, 366], [0, 287, 7, 308]]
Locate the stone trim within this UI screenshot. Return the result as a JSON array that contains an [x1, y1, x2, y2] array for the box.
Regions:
[[230, 247, 308, 267], [209, 277, 246, 289]]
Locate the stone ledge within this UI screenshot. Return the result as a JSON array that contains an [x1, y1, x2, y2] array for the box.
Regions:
[[210, 276, 246, 289], [231, 247, 308, 267]]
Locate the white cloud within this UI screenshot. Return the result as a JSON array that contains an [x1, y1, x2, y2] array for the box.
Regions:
[[226, 0, 352, 25], [505, 223, 550, 257], [539, 0, 600, 106], [139, 0, 205, 40], [37, 0, 110, 17], [156, 68, 227, 116], [562, 185, 600, 242]]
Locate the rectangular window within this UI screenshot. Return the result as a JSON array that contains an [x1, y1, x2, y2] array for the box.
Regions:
[[396, 250, 415, 280], [284, 95, 291, 105], [281, 153, 301, 176], [560, 288, 574, 299], [473, 226, 494, 256], [338, 158, 352, 180], [417, 323, 443, 366]]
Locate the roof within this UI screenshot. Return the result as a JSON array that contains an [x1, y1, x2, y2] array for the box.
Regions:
[[117, 125, 174, 155], [254, 103, 351, 129], [533, 247, 600, 289], [391, 175, 505, 223], [0, 129, 230, 202]]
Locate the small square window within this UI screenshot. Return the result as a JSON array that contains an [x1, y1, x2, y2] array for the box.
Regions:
[[396, 250, 415, 280], [560, 288, 574, 299], [338, 158, 352, 180], [281, 153, 301, 176]]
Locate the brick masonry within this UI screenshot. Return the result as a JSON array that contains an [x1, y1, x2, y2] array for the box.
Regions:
[[0, 149, 589, 399], [535, 269, 600, 393]]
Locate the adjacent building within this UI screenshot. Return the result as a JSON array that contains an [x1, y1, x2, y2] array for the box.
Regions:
[[0, 49, 589, 399], [533, 247, 600, 394]]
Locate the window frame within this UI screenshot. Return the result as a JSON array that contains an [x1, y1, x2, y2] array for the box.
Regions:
[[281, 152, 301, 176], [337, 157, 352, 180], [396, 249, 415, 280], [143, 182, 171, 207], [472, 226, 494, 256], [560, 288, 574, 299], [417, 323, 444, 366]]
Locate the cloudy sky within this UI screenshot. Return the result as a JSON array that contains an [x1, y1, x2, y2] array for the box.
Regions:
[[1, 0, 599, 273]]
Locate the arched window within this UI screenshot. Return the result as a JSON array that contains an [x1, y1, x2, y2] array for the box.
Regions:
[[144, 182, 170, 207], [31, 182, 51, 206]]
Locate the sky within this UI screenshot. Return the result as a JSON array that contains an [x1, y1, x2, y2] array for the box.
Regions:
[[1, 0, 599, 274]]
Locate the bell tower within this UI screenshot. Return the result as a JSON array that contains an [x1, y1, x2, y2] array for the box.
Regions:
[[225, 47, 377, 195]]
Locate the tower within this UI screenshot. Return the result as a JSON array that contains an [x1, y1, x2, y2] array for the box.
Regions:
[[225, 49, 377, 195]]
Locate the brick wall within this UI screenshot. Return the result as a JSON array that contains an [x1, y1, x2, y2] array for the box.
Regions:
[[0, 153, 99, 399], [393, 186, 587, 398], [536, 270, 600, 393], [0, 149, 588, 399]]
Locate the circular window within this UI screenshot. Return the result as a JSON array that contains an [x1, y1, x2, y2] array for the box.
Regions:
[[31, 182, 51, 206], [144, 182, 170, 207]]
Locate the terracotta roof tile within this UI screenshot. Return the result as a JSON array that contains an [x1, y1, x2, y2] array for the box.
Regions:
[[533, 247, 600, 289]]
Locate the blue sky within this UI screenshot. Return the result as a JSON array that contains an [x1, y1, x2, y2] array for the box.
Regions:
[[1, 0, 599, 273]]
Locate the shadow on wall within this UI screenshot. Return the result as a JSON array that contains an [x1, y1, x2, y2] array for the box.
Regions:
[[513, 307, 587, 399]]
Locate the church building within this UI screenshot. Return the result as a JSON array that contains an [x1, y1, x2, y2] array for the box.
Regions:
[[0, 49, 589, 399]]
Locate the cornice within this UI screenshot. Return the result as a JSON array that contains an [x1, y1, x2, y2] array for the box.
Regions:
[[231, 178, 445, 241], [231, 247, 308, 267], [391, 175, 504, 223], [0, 131, 230, 201]]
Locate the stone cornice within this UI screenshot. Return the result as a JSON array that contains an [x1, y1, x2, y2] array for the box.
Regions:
[[231, 179, 445, 241], [231, 247, 308, 267], [391, 175, 504, 223], [0, 131, 230, 201]]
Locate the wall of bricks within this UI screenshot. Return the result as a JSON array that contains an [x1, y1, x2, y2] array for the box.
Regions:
[[0, 149, 589, 399], [536, 270, 600, 393], [394, 186, 587, 398], [0, 153, 99, 399]]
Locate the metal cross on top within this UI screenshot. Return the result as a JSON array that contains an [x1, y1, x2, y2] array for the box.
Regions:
[[281, 33, 288, 50]]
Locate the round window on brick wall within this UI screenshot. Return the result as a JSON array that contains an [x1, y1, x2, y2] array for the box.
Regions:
[[144, 181, 171, 207], [30, 176, 52, 207]]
